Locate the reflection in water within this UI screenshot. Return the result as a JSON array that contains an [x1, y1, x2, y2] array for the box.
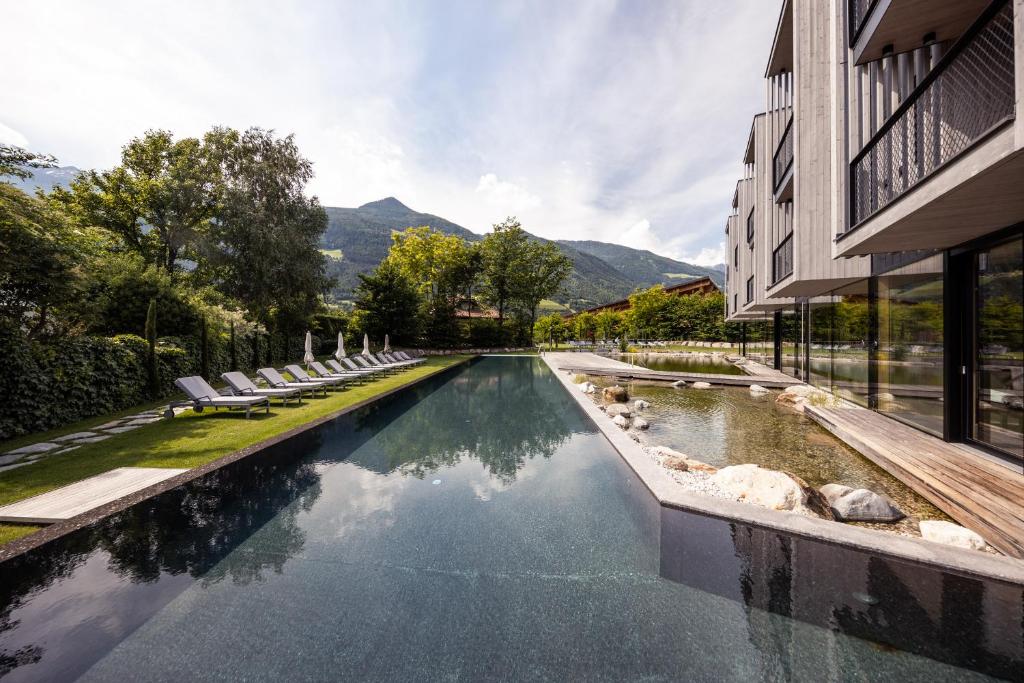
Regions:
[[660, 507, 1024, 681]]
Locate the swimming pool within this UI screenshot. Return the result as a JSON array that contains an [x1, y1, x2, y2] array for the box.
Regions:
[[0, 357, 1020, 681]]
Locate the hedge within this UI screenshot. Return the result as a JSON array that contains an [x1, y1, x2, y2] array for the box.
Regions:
[[0, 323, 326, 441]]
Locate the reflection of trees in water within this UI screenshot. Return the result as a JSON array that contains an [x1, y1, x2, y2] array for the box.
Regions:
[[0, 440, 324, 677], [350, 358, 574, 484]]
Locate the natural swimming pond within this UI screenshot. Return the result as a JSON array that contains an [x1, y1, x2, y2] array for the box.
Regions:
[[1, 357, 1020, 681], [614, 353, 746, 375]]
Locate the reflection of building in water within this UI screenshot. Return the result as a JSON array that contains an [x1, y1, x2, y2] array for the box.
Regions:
[[659, 507, 1024, 679], [720, 0, 1023, 466]]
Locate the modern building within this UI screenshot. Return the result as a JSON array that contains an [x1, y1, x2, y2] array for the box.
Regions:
[[724, 0, 1023, 464]]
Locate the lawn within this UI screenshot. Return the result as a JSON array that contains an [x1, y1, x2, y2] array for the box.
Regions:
[[0, 356, 469, 545]]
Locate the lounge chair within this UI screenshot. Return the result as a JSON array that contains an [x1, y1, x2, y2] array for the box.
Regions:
[[258, 367, 329, 398], [285, 364, 348, 390], [326, 358, 378, 379], [394, 351, 424, 363], [221, 371, 302, 405], [354, 355, 401, 372], [369, 353, 414, 369], [309, 360, 367, 384], [172, 376, 270, 418], [336, 357, 387, 376]]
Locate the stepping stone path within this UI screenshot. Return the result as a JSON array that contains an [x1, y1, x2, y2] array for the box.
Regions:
[[0, 405, 178, 470]]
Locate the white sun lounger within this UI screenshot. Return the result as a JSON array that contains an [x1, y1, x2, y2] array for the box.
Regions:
[[327, 358, 378, 379], [221, 371, 302, 405], [173, 376, 270, 418], [337, 357, 387, 376], [285, 364, 347, 390], [258, 367, 328, 398], [309, 360, 367, 384]]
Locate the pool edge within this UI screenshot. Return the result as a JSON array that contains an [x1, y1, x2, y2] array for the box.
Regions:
[[0, 356, 476, 565], [540, 354, 1024, 586]]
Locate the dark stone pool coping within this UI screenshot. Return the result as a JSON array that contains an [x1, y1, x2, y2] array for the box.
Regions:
[[542, 355, 1024, 586], [0, 357, 474, 564]]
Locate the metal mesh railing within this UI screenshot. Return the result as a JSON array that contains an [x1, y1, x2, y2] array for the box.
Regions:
[[849, 1, 1016, 229], [849, 0, 880, 42], [773, 117, 794, 195], [772, 234, 793, 284]]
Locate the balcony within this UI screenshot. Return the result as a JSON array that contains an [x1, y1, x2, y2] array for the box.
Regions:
[[849, 0, 881, 44], [846, 0, 1017, 238], [772, 234, 794, 285], [851, 0, 992, 65], [773, 117, 794, 201]]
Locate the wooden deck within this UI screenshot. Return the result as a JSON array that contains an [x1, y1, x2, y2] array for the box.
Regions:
[[806, 404, 1024, 558], [0, 467, 187, 524]]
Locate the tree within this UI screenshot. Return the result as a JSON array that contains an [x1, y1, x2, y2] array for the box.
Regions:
[[204, 127, 331, 326], [512, 238, 571, 340], [624, 285, 672, 339], [594, 310, 622, 341], [479, 217, 530, 328], [573, 311, 596, 343], [353, 261, 423, 345], [52, 130, 221, 272], [145, 299, 159, 399], [0, 144, 55, 181], [533, 313, 567, 348]]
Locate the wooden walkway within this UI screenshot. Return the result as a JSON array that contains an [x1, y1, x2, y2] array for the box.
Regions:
[[806, 405, 1024, 558], [545, 351, 802, 388], [0, 467, 187, 524]]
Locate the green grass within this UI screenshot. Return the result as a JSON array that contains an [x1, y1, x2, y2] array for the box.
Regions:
[[537, 299, 569, 313], [0, 356, 469, 546]]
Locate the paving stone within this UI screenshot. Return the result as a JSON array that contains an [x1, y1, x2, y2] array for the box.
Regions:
[[4, 442, 61, 456], [72, 435, 112, 444], [105, 425, 141, 434], [0, 454, 24, 466], [54, 431, 100, 442], [0, 461, 34, 474], [124, 417, 161, 426], [95, 420, 128, 430]]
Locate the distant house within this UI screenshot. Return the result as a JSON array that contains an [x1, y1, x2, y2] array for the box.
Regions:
[[563, 276, 718, 320]]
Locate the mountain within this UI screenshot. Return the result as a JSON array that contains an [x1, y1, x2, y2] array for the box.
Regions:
[[320, 197, 719, 308], [9, 165, 80, 194]]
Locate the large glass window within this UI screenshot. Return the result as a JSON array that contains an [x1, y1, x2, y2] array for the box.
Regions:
[[876, 254, 945, 437], [974, 234, 1023, 460], [779, 306, 802, 379], [808, 300, 833, 391], [830, 281, 871, 408]]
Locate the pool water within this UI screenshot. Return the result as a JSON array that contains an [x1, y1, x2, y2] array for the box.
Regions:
[[0, 358, 1020, 681], [589, 377, 948, 534], [611, 353, 746, 375]]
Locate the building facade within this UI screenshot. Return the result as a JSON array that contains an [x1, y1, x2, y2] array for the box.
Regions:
[[724, 0, 1023, 463]]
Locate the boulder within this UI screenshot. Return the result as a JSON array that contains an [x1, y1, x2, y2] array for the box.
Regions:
[[830, 488, 905, 522], [603, 385, 629, 402], [633, 417, 650, 430], [692, 381, 713, 390], [686, 459, 719, 474], [653, 446, 687, 459], [819, 483, 854, 505], [663, 456, 689, 472], [782, 472, 835, 520], [605, 403, 632, 418], [671, 380, 687, 388], [634, 399, 651, 410], [577, 381, 596, 394], [748, 385, 769, 396], [710, 464, 822, 515], [612, 415, 630, 430], [919, 520, 989, 551]]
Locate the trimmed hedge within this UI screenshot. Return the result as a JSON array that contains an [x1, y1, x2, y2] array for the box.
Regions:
[[0, 323, 327, 441]]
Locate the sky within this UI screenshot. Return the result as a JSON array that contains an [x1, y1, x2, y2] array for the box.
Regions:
[[1, 0, 779, 266]]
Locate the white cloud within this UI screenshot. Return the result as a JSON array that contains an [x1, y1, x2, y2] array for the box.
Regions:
[[681, 245, 726, 267], [475, 173, 542, 213]]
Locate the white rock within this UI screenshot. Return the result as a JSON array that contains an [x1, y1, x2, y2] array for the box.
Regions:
[[633, 417, 650, 430], [831, 489, 905, 522], [692, 381, 713, 390], [653, 446, 687, 459], [54, 431, 100, 442], [605, 403, 632, 418], [710, 464, 807, 513], [748, 385, 769, 395], [671, 380, 687, 388], [577, 381, 596, 394], [634, 399, 651, 410], [612, 415, 630, 429], [919, 520, 989, 552]]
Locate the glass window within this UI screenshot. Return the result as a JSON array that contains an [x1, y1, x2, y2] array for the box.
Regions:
[[830, 281, 871, 408], [876, 254, 945, 437], [780, 307, 802, 379], [808, 300, 833, 391]]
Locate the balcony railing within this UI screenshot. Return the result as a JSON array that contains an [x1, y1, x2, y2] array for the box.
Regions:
[[848, 0, 881, 43], [848, 0, 1016, 230], [772, 234, 793, 284], [773, 117, 794, 196]]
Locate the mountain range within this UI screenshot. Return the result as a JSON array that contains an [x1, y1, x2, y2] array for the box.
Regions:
[[321, 197, 722, 309]]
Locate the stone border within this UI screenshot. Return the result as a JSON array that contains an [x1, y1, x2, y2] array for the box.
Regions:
[[0, 357, 474, 564], [542, 356, 1024, 586]]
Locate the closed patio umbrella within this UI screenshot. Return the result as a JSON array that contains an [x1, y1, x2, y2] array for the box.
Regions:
[[383, 334, 391, 353], [335, 332, 346, 360], [363, 333, 370, 356], [303, 331, 315, 367]]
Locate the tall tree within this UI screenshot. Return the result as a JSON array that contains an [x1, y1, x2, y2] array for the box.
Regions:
[[353, 260, 422, 344], [512, 239, 572, 339], [0, 144, 55, 180], [205, 127, 330, 326], [479, 217, 530, 328]]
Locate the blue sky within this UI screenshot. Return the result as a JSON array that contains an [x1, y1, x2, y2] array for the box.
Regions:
[[1, 0, 779, 265]]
